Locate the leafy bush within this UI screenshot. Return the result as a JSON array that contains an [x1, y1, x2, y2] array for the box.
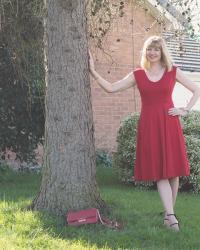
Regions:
[[179, 112, 200, 193], [96, 149, 112, 168], [113, 111, 200, 193], [0, 0, 45, 162], [113, 113, 139, 183]]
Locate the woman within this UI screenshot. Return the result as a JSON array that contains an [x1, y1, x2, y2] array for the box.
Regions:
[[89, 36, 200, 231]]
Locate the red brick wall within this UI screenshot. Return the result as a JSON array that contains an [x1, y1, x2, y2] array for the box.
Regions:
[[90, 0, 165, 152]]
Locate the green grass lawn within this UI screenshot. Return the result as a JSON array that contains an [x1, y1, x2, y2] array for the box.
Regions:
[[0, 166, 200, 250]]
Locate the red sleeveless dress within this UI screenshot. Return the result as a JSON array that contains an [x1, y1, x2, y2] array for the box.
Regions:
[[133, 66, 190, 181]]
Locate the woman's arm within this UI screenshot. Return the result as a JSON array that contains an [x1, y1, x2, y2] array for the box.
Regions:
[[176, 68, 200, 110], [168, 68, 200, 116], [89, 52, 136, 93]]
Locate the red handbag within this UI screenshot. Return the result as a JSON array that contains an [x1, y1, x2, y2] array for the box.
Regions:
[[66, 208, 98, 226], [66, 208, 123, 229]]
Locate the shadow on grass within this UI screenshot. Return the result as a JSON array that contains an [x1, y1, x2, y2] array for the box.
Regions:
[[0, 171, 41, 203]]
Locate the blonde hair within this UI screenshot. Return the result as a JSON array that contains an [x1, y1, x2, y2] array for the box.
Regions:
[[141, 36, 173, 71]]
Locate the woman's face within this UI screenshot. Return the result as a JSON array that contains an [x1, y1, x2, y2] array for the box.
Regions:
[[146, 45, 162, 63]]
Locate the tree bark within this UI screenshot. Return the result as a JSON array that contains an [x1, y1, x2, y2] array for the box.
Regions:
[[32, 0, 106, 215]]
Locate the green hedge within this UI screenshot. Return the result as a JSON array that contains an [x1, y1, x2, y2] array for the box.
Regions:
[[113, 111, 200, 193]]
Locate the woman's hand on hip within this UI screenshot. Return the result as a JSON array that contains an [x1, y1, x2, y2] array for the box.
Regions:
[[168, 107, 189, 116]]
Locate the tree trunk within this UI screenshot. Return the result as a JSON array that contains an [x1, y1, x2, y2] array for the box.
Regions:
[[32, 0, 106, 215]]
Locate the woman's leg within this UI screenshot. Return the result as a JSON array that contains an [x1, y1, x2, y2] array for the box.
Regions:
[[157, 179, 179, 230], [169, 177, 179, 207], [157, 179, 174, 214]]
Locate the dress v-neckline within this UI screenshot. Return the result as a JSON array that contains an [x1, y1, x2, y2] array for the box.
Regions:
[[144, 68, 167, 83]]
